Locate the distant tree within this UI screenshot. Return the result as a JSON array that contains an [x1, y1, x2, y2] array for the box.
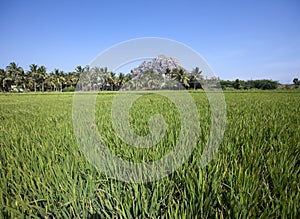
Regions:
[[107, 72, 116, 90], [65, 72, 79, 89], [220, 80, 234, 90], [124, 73, 132, 82], [38, 66, 47, 92], [233, 79, 241, 89], [189, 67, 203, 89], [90, 67, 100, 91], [99, 67, 109, 90], [5, 62, 23, 91], [16, 69, 28, 91], [75, 66, 84, 74], [45, 73, 55, 91], [28, 64, 39, 92], [75, 66, 85, 90], [245, 79, 278, 90], [116, 73, 125, 90], [0, 68, 5, 92], [143, 70, 162, 90], [53, 68, 65, 92], [164, 68, 171, 78], [172, 68, 190, 89], [293, 78, 299, 85]]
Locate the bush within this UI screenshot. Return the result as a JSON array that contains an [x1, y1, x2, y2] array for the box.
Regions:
[[62, 86, 75, 92]]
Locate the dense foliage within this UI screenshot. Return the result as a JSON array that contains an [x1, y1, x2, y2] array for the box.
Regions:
[[0, 91, 299, 218], [220, 79, 280, 90], [293, 78, 300, 85]]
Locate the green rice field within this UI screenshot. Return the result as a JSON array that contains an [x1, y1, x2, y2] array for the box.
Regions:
[[0, 91, 299, 218]]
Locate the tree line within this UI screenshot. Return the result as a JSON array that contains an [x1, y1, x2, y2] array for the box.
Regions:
[[0, 62, 291, 92], [0, 63, 127, 92], [0, 62, 204, 92], [220, 79, 280, 90]]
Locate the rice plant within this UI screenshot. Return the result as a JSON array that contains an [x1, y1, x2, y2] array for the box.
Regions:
[[0, 91, 299, 218]]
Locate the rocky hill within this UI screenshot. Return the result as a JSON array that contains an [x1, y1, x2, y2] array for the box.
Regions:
[[131, 55, 184, 76]]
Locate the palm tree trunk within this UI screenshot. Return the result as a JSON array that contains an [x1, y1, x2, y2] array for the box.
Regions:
[[23, 83, 26, 92]]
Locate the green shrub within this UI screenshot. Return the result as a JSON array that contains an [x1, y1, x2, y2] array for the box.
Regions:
[[62, 86, 75, 92]]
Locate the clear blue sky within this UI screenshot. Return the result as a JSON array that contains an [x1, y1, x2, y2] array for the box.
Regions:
[[0, 0, 299, 83]]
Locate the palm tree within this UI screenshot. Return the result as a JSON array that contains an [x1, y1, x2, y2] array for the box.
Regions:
[[74, 66, 85, 90], [143, 70, 161, 90], [79, 65, 91, 91], [16, 69, 28, 91], [122, 73, 133, 90], [100, 67, 108, 90], [172, 68, 190, 89], [53, 69, 65, 92], [6, 62, 23, 78], [164, 68, 171, 79], [38, 66, 47, 92], [75, 66, 84, 74], [65, 72, 79, 88], [45, 73, 56, 91], [5, 62, 23, 91], [90, 67, 100, 91], [107, 72, 116, 90], [0, 69, 6, 92], [28, 64, 39, 92], [116, 73, 125, 90], [189, 67, 203, 90]]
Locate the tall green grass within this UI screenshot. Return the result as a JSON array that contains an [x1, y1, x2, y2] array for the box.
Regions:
[[0, 91, 299, 218]]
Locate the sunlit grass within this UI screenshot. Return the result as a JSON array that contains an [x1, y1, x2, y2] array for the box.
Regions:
[[0, 91, 299, 218]]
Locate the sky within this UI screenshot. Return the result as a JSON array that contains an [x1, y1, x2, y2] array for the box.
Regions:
[[0, 0, 299, 83]]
